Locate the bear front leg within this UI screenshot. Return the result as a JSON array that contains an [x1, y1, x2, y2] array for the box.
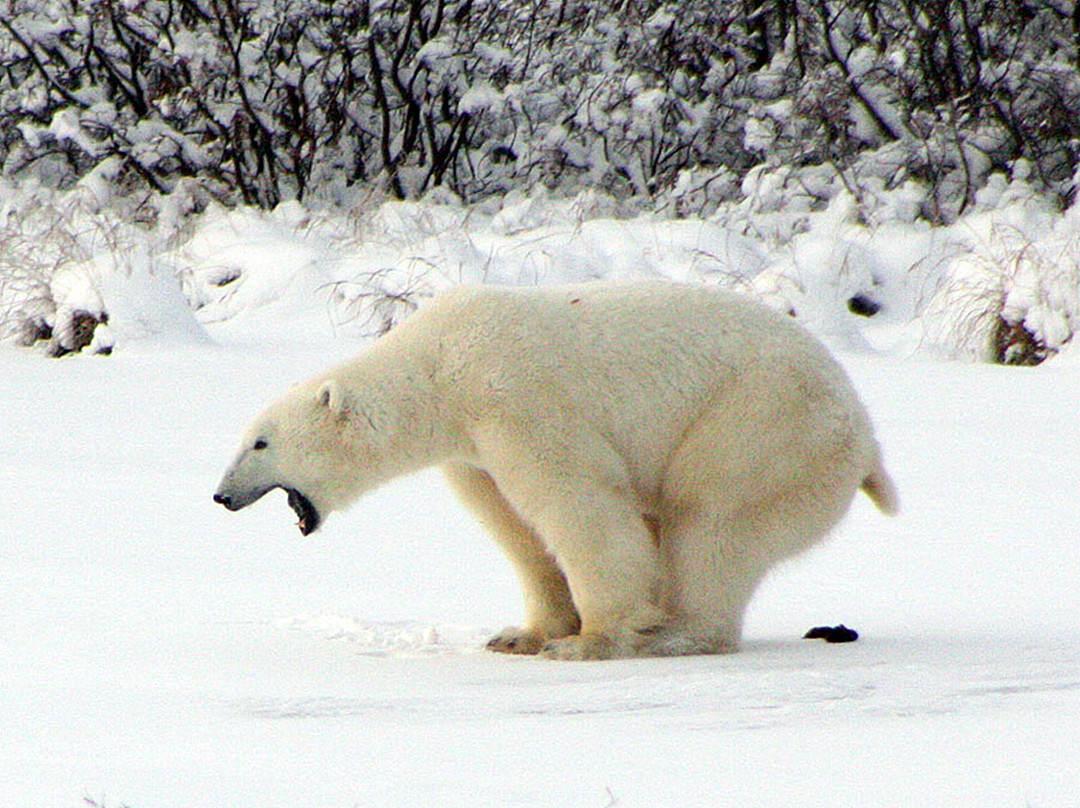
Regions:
[[442, 463, 580, 654], [485, 467, 668, 660], [533, 500, 669, 661]]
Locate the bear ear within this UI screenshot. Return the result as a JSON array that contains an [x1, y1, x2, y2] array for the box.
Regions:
[[316, 379, 348, 415]]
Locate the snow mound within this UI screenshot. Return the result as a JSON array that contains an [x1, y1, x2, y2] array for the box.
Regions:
[[6, 174, 1080, 362], [92, 250, 211, 349]]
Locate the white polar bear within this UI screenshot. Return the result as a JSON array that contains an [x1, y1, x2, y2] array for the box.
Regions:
[[214, 281, 897, 660]]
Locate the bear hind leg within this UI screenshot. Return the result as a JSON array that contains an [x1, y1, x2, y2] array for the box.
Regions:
[[646, 508, 758, 656], [653, 475, 859, 656]]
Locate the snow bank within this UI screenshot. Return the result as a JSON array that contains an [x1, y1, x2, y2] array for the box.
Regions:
[[3, 174, 1079, 361]]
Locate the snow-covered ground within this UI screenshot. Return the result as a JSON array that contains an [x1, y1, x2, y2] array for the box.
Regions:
[[3, 190, 1080, 807]]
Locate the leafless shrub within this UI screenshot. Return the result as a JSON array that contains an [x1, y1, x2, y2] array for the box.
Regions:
[[324, 266, 431, 338], [2, 2, 1073, 216]]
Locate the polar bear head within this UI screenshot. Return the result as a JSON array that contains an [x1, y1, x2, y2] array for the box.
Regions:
[[213, 378, 372, 535]]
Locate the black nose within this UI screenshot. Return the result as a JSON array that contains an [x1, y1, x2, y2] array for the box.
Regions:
[[213, 493, 231, 507]]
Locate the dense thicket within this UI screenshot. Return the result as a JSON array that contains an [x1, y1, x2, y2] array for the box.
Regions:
[[1, 0, 1077, 220]]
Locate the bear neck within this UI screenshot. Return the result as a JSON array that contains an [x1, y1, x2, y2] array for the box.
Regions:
[[345, 334, 466, 480]]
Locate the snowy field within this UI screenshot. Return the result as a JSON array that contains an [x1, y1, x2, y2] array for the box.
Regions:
[[3, 191, 1080, 807]]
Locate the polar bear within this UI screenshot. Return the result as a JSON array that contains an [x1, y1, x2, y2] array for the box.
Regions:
[[214, 281, 897, 660]]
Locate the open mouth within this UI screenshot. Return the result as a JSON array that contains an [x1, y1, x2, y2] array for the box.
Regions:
[[285, 488, 320, 535]]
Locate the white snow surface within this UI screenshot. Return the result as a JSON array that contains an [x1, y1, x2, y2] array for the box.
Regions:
[[3, 188, 1080, 807]]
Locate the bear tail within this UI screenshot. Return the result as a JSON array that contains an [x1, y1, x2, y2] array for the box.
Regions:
[[861, 464, 899, 516]]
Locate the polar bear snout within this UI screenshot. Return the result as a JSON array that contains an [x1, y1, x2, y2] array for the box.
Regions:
[[213, 453, 274, 512], [212, 490, 259, 511], [212, 481, 270, 511], [212, 492, 235, 509]]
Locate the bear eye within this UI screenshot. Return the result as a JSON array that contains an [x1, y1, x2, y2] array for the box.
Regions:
[[253, 438, 268, 450]]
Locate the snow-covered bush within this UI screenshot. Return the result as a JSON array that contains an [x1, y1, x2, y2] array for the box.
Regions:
[[922, 198, 1080, 364], [739, 2, 1080, 223], [0, 1, 748, 208], [2, 1, 1075, 216], [0, 185, 110, 354], [0, 181, 207, 354]]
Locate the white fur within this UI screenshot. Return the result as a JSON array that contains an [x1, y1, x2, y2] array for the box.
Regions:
[[217, 282, 897, 660]]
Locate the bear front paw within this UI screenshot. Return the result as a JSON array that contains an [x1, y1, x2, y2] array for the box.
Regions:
[[485, 626, 546, 655]]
